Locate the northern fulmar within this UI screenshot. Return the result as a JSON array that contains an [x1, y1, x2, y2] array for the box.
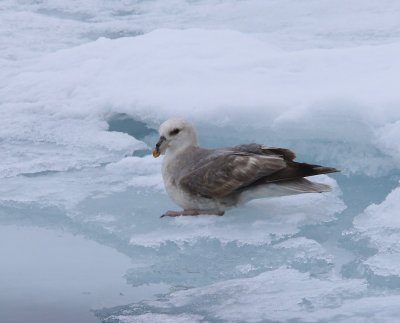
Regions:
[[152, 118, 338, 217]]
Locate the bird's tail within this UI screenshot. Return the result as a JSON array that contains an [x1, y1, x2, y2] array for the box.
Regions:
[[238, 178, 332, 204], [262, 162, 339, 183], [274, 178, 332, 193]]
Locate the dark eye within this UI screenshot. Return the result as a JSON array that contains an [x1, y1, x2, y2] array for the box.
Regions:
[[169, 128, 180, 136]]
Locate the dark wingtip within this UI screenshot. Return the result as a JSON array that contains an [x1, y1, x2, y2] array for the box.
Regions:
[[314, 166, 340, 174]]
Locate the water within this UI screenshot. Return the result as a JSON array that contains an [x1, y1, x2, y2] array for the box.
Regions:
[[0, 225, 167, 323]]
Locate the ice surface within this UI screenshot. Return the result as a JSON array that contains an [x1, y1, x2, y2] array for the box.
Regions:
[[2, 0, 400, 61], [347, 185, 400, 285], [100, 268, 397, 323], [2, 1, 400, 322]]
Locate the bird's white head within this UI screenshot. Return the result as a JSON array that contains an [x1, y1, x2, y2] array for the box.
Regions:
[[152, 118, 198, 157]]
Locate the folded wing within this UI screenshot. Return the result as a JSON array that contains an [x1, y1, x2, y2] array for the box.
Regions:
[[179, 150, 286, 198], [179, 144, 338, 199]]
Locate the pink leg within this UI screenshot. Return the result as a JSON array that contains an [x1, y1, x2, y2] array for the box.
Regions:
[[160, 209, 225, 218]]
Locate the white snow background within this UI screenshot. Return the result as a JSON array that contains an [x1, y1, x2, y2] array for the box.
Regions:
[[1, 0, 400, 322]]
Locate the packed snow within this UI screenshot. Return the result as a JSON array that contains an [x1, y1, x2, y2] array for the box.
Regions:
[[1, 1, 400, 322]]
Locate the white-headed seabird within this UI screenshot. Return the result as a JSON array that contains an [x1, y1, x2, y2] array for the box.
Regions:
[[152, 118, 338, 217]]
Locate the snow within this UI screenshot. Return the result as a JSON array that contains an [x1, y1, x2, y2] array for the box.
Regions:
[[2, 1, 400, 322], [2, 28, 400, 178]]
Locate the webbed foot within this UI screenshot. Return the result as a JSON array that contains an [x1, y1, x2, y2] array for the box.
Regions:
[[160, 209, 224, 218]]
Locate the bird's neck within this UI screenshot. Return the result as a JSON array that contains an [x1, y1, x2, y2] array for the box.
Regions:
[[166, 142, 197, 158]]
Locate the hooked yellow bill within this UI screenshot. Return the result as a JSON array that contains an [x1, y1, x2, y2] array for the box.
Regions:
[[152, 148, 161, 158]]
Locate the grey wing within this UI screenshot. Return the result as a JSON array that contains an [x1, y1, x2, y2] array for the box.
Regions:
[[231, 144, 296, 161], [179, 151, 286, 198], [230, 144, 338, 184]]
